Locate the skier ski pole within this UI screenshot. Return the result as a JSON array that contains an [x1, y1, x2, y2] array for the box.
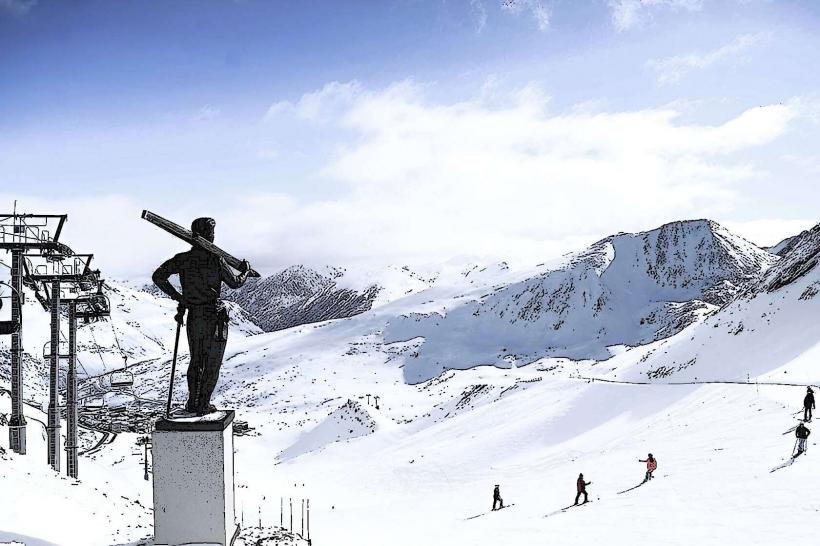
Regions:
[[166, 305, 185, 418]]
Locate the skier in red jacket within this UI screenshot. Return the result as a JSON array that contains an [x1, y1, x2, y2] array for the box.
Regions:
[[639, 453, 657, 482], [574, 473, 591, 505]]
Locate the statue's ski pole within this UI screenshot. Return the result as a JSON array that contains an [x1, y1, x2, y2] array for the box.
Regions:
[[166, 306, 185, 418]]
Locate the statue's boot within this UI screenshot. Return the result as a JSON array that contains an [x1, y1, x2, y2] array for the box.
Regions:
[[195, 404, 218, 417]]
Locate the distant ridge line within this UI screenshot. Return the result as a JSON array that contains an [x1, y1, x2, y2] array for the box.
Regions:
[[573, 376, 817, 388]]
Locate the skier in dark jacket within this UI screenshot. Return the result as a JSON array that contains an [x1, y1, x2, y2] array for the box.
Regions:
[[795, 423, 811, 456], [804, 387, 815, 422], [492, 484, 504, 511], [638, 453, 658, 482], [574, 473, 591, 505]]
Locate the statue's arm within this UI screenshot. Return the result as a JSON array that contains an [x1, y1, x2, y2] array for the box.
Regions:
[[220, 257, 251, 289], [152, 257, 184, 302]]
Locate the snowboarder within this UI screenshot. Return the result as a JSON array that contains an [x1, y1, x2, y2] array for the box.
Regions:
[[804, 387, 815, 422], [152, 217, 253, 415], [638, 453, 657, 482], [492, 485, 504, 511], [795, 422, 811, 456], [574, 473, 591, 505]]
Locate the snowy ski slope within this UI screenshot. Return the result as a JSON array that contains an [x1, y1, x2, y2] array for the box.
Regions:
[[1, 220, 818, 546]]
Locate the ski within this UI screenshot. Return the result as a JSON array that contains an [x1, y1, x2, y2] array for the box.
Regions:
[[543, 501, 593, 518], [465, 503, 515, 521], [617, 481, 647, 495]]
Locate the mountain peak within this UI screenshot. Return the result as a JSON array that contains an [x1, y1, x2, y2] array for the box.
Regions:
[[601, 218, 777, 288]]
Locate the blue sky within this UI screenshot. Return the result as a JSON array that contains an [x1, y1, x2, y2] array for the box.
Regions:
[[1, 0, 819, 277]]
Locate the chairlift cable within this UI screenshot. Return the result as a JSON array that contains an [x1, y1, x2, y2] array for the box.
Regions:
[[87, 322, 108, 369], [57, 327, 91, 379], [106, 317, 127, 369]]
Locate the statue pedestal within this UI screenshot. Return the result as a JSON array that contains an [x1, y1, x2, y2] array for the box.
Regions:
[[153, 410, 239, 546]]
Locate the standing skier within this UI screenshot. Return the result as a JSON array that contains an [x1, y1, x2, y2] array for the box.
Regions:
[[638, 453, 658, 482], [795, 422, 811, 456], [492, 485, 504, 511], [804, 387, 815, 422], [574, 473, 591, 505]]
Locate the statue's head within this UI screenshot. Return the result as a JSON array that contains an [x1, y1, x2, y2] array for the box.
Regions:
[[191, 217, 216, 243]]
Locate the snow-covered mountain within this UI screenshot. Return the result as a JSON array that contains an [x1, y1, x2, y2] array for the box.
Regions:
[[386, 219, 777, 382], [87, 219, 814, 546], [5, 218, 819, 546], [223, 264, 434, 332], [0, 219, 778, 401], [765, 234, 801, 257], [602, 222, 820, 383]]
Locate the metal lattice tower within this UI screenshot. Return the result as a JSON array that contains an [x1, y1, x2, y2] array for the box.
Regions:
[[47, 278, 61, 471], [1, 212, 109, 475], [66, 301, 78, 478], [8, 247, 26, 454], [1, 212, 67, 455], [65, 290, 109, 479], [30, 252, 105, 478]]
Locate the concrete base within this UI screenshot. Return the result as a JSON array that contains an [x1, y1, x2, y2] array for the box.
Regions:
[[153, 410, 238, 546]]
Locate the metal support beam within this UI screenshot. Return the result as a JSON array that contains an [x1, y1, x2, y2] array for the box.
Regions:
[[47, 279, 61, 471], [66, 301, 78, 478], [8, 248, 26, 454]]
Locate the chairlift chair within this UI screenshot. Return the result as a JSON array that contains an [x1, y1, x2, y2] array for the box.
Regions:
[[82, 396, 106, 409], [81, 301, 131, 389], [42, 340, 69, 359], [110, 369, 134, 388]]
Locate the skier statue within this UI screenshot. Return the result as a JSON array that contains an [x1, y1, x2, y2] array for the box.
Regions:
[[152, 217, 253, 415]]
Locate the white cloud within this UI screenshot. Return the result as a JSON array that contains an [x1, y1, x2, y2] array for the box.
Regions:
[[609, 0, 703, 32], [264, 81, 363, 122], [501, 0, 551, 31], [647, 33, 768, 85], [193, 105, 221, 121], [471, 0, 488, 33], [251, 80, 797, 270], [3, 83, 801, 279], [0, 0, 36, 16], [723, 218, 818, 248]]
